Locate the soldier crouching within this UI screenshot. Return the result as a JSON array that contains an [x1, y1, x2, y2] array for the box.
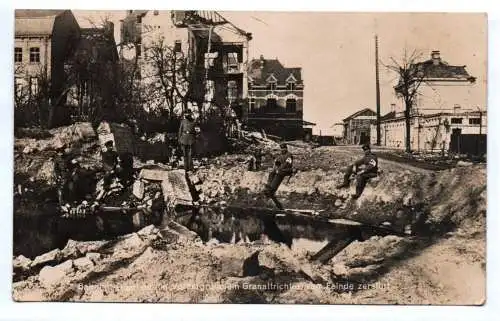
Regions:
[[264, 143, 294, 210]]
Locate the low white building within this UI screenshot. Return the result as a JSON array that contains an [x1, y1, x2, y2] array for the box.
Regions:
[[371, 51, 486, 154]]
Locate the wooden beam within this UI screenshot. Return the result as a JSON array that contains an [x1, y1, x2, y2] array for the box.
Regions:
[[310, 228, 361, 264]]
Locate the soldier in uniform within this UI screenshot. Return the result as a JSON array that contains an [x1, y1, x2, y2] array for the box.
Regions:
[[178, 109, 197, 172], [57, 154, 85, 207], [336, 143, 379, 199], [264, 143, 294, 210], [101, 140, 119, 188], [54, 147, 71, 206]]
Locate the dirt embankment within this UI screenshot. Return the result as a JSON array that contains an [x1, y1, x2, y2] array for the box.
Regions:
[[13, 145, 486, 304]]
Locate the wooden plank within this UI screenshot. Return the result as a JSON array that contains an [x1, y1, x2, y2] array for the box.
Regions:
[[310, 232, 359, 264], [328, 218, 363, 226]]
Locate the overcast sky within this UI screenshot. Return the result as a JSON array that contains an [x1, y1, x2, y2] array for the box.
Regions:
[[73, 11, 487, 133]]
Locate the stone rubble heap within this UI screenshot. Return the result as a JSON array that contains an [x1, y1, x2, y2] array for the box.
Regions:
[[13, 223, 201, 288]]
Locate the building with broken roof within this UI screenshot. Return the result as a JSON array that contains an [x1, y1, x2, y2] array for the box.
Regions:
[[245, 55, 310, 140], [119, 10, 252, 115], [14, 10, 80, 107], [370, 51, 486, 154]]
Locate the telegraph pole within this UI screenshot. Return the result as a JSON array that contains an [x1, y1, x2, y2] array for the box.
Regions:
[[375, 35, 381, 145]]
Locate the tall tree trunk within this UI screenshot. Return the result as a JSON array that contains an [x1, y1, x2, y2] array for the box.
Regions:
[[405, 100, 411, 153]]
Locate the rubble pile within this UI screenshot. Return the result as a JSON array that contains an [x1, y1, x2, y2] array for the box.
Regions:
[[229, 130, 281, 153], [16, 122, 97, 155], [12, 223, 202, 300]]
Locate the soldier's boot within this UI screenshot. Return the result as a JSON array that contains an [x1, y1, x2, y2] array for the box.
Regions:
[[270, 195, 284, 210]]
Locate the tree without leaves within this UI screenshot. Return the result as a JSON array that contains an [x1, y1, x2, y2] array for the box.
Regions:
[[142, 36, 190, 118], [14, 64, 53, 128], [383, 48, 429, 153]]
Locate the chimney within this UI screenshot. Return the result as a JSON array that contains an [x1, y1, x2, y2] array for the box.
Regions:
[[390, 103, 396, 112], [431, 50, 441, 65], [259, 54, 265, 69]]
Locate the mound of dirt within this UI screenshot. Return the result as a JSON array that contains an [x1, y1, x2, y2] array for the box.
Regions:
[[192, 149, 486, 233]]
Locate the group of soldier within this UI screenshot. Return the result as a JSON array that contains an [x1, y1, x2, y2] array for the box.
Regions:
[[55, 108, 379, 213]]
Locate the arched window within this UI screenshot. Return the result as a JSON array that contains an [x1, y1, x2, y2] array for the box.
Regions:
[[286, 98, 297, 113], [267, 98, 277, 110]]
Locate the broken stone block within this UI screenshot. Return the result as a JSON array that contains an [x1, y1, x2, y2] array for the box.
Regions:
[[132, 180, 145, 199], [334, 199, 343, 207], [75, 240, 110, 255], [140, 168, 169, 181], [73, 257, 94, 271], [85, 252, 101, 263], [137, 225, 160, 239], [158, 227, 181, 244], [160, 170, 193, 205], [31, 249, 61, 268], [38, 260, 74, 288], [457, 160, 473, 167], [13, 255, 32, 271], [60, 240, 82, 260], [120, 233, 144, 251], [167, 221, 199, 242]]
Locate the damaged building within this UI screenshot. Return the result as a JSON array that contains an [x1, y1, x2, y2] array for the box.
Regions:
[[118, 10, 252, 116]]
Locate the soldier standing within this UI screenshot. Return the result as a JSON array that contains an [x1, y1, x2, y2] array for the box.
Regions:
[[264, 143, 294, 210], [178, 109, 197, 172], [336, 143, 379, 199]]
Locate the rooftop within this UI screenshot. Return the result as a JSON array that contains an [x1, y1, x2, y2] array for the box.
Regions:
[[248, 56, 302, 85], [342, 108, 377, 122], [15, 10, 68, 36]]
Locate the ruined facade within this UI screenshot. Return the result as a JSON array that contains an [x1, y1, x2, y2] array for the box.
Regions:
[[246, 55, 306, 140], [119, 10, 251, 115], [370, 51, 486, 153]]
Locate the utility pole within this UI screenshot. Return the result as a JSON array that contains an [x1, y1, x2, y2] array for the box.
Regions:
[[478, 107, 483, 135], [375, 35, 381, 146]]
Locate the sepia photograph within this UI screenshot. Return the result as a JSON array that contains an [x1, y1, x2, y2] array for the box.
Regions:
[[11, 9, 487, 305]]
